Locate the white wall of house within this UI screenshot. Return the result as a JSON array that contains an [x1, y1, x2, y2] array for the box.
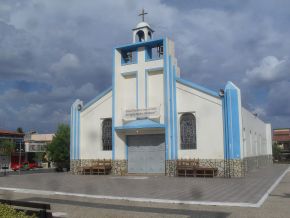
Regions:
[[79, 91, 112, 159], [176, 82, 224, 159], [241, 107, 272, 157]]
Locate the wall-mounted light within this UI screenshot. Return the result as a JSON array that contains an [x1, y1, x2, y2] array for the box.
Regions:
[[219, 89, 224, 97]]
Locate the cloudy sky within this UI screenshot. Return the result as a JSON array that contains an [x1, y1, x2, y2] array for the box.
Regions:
[[0, 0, 289, 133]]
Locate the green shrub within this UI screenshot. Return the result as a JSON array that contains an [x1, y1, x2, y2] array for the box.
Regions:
[[273, 142, 282, 161], [0, 203, 36, 218]]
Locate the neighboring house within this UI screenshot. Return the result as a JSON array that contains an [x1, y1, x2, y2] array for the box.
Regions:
[[24, 132, 55, 164], [273, 128, 290, 161], [0, 129, 25, 169], [70, 16, 272, 177]]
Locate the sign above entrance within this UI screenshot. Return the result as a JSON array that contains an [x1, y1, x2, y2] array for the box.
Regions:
[[123, 107, 160, 120]]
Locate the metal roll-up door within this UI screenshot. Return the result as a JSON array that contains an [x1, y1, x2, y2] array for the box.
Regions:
[[128, 134, 165, 174]]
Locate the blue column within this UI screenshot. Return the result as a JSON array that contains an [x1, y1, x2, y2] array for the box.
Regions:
[[223, 82, 242, 159], [70, 99, 83, 160]]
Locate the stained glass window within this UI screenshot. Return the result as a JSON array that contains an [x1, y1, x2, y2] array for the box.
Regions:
[[102, 118, 112, 150], [180, 113, 196, 149]]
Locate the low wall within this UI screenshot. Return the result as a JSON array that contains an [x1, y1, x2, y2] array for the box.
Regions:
[[70, 155, 273, 177], [243, 155, 273, 173], [70, 159, 128, 175], [166, 159, 244, 177]]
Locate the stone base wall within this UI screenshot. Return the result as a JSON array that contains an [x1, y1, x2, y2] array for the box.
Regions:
[[70, 159, 128, 175], [112, 160, 128, 175], [166, 160, 176, 176], [71, 155, 272, 177], [224, 159, 245, 177], [243, 155, 273, 173], [167, 159, 246, 177], [70, 159, 81, 174]]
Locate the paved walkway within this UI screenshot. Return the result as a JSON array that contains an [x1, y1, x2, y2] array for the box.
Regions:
[[0, 164, 289, 206]]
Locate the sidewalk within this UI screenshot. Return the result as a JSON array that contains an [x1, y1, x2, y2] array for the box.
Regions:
[[0, 164, 289, 206], [0, 165, 289, 218]]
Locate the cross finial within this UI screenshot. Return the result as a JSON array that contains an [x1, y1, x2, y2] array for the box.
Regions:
[[139, 8, 148, 22]]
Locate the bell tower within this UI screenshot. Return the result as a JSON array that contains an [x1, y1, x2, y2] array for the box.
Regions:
[[132, 9, 154, 43]]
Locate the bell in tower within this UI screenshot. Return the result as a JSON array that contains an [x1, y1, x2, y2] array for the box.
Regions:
[[132, 9, 154, 43]]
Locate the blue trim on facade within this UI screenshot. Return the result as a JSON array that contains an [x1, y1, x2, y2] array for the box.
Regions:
[[222, 96, 229, 160], [73, 108, 77, 159], [69, 106, 72, 159], [169, 55, 174, 160], [112, 49, 116, 160], [223, 82, 241, 159], [115, 119, 165, 130], [82, 87, 112, 111], [176, 78, 220, 98], [77, 109, 80, 159], [70, 105, 73, 160], [173, 66, 178, 160], [136, 71, 139, 109], [145, 70, 148, 108], [125, 135, 128, 160], [115, 38, 164, 51], [115, 124, 165, 130], [163, 38, 169, 160]]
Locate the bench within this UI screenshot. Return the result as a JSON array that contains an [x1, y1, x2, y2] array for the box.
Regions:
[[0, 199, 52, 218], [82, 166, 92, 175], [91, 159, 112, 175], [195, 167, 218, 177], [176, 159, 218, 178], [176, 159, 199, 177], [78, 159, 112, 175]]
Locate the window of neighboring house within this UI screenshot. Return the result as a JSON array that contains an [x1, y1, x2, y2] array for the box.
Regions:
[[180, 113, 197, 149], [102, 118, 112, 150]]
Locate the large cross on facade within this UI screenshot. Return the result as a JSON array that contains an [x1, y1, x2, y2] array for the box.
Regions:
[[139, 8, 148, 22]]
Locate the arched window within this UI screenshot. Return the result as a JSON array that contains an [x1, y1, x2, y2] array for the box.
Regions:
[[180, 113, 196, 149], [136, 30, 145, 42], [102, 118, 112, 150]]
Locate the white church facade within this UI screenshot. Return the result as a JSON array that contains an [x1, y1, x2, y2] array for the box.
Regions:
[[70, 19, 272, 177]]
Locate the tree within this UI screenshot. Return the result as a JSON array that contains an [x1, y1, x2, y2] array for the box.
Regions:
[[0, 139, 15, 156], [16, 127, 24, 133], [47, 124, 70, 171], [272, 142, 282, 161]]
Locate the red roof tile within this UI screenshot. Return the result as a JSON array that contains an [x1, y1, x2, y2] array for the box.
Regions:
[[0, 129, 25, 137]]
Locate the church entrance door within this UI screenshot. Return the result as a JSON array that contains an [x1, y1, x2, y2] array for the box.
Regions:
[[128, 134, 165, 174]]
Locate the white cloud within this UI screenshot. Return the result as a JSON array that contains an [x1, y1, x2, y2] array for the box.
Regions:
[[243, 56, 289, 84], [50, 53, 80, 72], [252, 107, 266, 117], [76, 83, 97, 98], [1, 0, 290, 131]]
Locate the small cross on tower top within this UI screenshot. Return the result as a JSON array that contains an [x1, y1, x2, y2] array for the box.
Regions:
[[139, 8, 148, 22]]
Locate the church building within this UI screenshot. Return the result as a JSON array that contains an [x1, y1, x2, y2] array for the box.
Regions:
[[70, 13, 273, 177]]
